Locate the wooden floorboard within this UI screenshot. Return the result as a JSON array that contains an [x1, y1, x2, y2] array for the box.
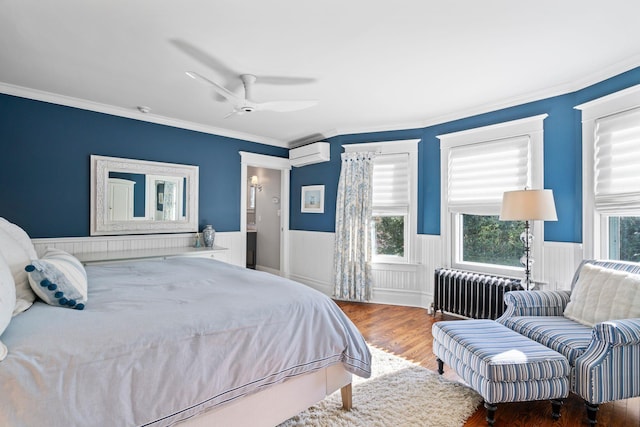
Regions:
[[336, 301, 640, 427]]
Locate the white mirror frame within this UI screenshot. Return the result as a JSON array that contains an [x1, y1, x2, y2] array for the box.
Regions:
[[90, 155, 199, 235]]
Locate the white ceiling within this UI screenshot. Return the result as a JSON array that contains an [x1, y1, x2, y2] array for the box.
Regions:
[[2, 1, 640, 148]]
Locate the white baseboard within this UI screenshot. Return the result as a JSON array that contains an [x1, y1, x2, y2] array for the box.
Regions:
[[289, 274, 333, 296], [370, 288, 432, 309], [256, 265, 282, 277]]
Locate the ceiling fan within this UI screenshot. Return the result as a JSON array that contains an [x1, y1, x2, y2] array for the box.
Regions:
[[185, 71, 318, 118]]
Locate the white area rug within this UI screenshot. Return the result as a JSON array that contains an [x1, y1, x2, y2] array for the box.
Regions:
[[279, 346, 482, 427]]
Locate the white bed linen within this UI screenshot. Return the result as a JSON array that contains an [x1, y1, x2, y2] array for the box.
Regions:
[[0, 257, 371, 426]]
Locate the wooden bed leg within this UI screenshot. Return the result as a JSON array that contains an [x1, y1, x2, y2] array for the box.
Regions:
[[340, 383, 352, 410]]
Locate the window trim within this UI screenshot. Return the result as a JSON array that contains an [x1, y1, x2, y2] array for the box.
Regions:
[[343, 139, 419, 264], [576, 84, 640, 260], [439, 114, 547, 279]]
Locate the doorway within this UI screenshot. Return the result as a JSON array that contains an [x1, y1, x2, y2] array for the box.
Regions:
[[239, 152, 291, 276], [246, 166, 282, 273]]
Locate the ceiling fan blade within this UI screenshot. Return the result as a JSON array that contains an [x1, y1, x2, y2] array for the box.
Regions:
[[255, 76, 317, 86], [185, 71, 241, 104], [172, 40, 317, 101], [256, 100, 318, 112], [172, 40, 240, 100]]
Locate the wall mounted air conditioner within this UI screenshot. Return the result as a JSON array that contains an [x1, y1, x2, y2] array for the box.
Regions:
[[289, 142, 330, 167]]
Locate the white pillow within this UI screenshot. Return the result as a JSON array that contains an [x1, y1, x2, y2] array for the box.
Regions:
[[25, 248, 87, 310], [0, 218, 38, 315], [0, 252, 16, 361], [564, 263, 640, 326]]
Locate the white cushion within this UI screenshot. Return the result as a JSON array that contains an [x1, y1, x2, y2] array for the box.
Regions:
[[25, 248, 87, 310], [0, 218, 38, 315], [0, 252, 16, 361], [564, 263, 640, 327]]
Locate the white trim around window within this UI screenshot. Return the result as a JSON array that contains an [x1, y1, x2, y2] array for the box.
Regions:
[[439, 114, 547, 280], [343, 139, 419, 264], [576, 84, 640, 260]]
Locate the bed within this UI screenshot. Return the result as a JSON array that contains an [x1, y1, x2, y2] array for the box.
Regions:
[[0, 224, 372, 426]]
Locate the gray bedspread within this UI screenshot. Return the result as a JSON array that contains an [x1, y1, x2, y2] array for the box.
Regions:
[[0, 257, 371, 426]]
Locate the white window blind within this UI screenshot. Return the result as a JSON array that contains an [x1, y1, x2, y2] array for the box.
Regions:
[[447, 136, 531, 214], [372, 153, 410, 208], [594, 107, 640, 213]]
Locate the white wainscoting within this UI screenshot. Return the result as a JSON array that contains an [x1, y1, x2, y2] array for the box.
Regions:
[[288, 230, 335, 295], [542, 241, 583, 291], [415, 234, 443, 308], [31, 232, 245, 267], [289, 231, 443, 308], [287, 230, 583, 309], [40, 230, 582, 306]]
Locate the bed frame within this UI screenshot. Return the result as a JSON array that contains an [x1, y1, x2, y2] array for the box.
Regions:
[[178, 363, 352, 426]]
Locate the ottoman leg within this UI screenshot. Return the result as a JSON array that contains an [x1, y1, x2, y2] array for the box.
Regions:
[[585, 402, 599, 425], [550, 398, 563, 420], [436, 357, 444, 375], [484, 402, 497, 426]]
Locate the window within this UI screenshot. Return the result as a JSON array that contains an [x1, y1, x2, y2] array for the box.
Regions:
[[608, 216, 640, 261], [578, 86, 640, 260], [461, 214, 524, 267], [372, 153, 410, 261], [439, 115, 546, 277], [343, 140, 418, 264]]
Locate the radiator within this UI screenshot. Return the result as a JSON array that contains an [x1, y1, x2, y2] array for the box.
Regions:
[[433, 268, 523, 319]]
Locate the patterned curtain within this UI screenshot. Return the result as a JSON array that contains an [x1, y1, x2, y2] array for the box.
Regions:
[[333, 151, 376, 301]]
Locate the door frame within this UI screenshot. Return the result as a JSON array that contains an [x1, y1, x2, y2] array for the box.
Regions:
[[239, 151, 291, 276]]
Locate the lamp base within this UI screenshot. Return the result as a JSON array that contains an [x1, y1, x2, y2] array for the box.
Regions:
[[520, 221, 534, 290]]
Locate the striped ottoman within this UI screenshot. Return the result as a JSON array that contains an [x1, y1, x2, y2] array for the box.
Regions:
[[432, 319, 570, 426]]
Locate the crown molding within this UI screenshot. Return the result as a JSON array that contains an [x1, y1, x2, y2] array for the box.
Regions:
[[322, 56, 640, 142], [3, 55, 639, 150], [0, 82, 288, 148]]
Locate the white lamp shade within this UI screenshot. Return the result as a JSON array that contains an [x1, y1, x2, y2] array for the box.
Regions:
[[250, 175, 259, 186], [500, 189, 558, 221]]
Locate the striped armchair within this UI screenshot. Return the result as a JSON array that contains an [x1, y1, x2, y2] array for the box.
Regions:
[[497, 260, 640, 426]]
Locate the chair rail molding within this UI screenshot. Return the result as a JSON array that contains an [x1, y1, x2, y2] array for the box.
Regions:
[[31, 232, 245, 267]]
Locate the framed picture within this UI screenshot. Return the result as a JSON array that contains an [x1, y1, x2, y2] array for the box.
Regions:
[[301, 185, 325, 213]]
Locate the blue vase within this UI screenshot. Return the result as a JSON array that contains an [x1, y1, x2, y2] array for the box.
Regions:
[[203, 225, 215, 248]]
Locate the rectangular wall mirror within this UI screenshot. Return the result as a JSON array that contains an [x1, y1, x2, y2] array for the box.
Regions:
[[90, 155, 199, 235]]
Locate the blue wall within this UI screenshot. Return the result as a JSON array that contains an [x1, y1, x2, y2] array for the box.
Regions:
[[2, 67, 639, 241], [290, 67, 640, 243], [0, 94, 288, 238]]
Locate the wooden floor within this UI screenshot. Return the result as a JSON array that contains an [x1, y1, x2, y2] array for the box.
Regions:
[[336, 301, 640, 427]]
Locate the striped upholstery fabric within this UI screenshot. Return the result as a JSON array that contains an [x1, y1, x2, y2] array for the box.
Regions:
[[497, 290, 571, 320], [498, 316, 592, 364], [433, 320, 570, 381], [432, 320, 570, 404], [498, 260, 640, 406], [574, 318, 640, 404], [433, 340, 569, 404], [593, 318, 640, 345]]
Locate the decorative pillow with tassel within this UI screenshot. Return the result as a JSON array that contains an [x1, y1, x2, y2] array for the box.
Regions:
[[25, 248, 87, 310]]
